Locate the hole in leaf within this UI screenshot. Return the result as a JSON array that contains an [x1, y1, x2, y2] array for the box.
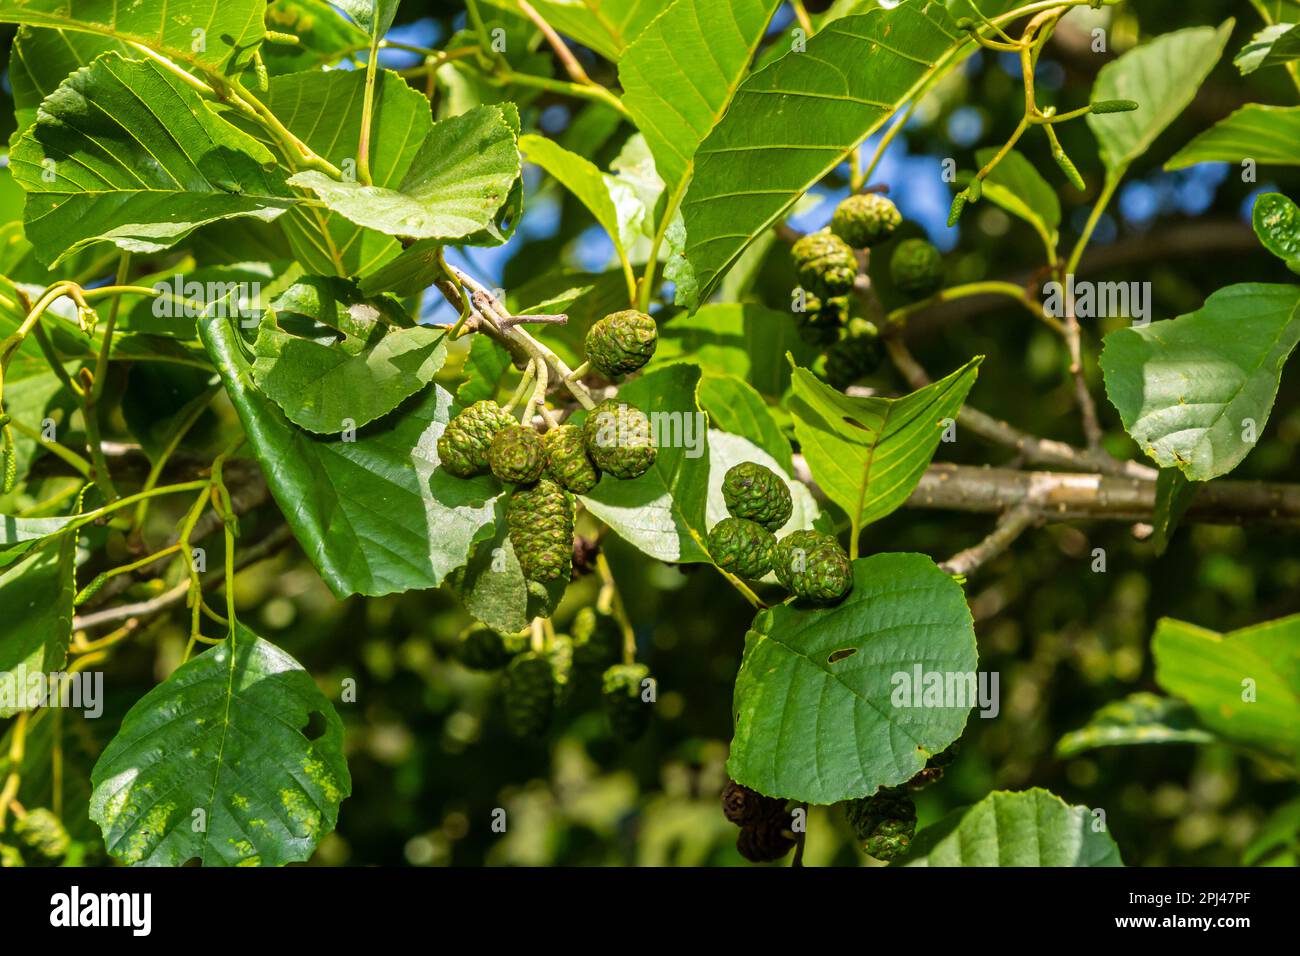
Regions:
[[303, 710, 329, 741], [827, 647, 858, 665]]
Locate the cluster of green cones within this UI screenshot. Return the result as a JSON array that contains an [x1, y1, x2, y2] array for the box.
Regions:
[[435, 309, 662, 587], [706, 461, 852, 605], [454, 607, 654, 742], [789, 191, 946, 391]]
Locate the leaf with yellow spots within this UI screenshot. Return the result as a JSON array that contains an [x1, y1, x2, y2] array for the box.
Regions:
[[89, 625, 350, 867]]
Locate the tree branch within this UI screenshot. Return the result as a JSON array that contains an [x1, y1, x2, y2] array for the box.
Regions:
[[939, 504, 1038, 576]]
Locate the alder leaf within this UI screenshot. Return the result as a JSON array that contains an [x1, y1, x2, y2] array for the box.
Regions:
[[727, 552, 977, 804], [699, 374, 792, 472], [10, 54, 295, 266], [0, 0, 266, 75], [89, 625, 350, 866], [250, 277, 447, 435], [0, 539, 74, 718], [1154, 614, 1300, 757], [477, 0, 673, 61], [199, 313, 500, 598], [8, 26, 127, 135], [618, 0, 782, 196], [1151, 467, 1198, 556], [789, 356, 981, 533], [1100, 283, 1300, 481], [1234, 22, 1300, 75], [271, 69, 434, 277], [900, 789, 1124, 866], [1055, 692, 1213, 758], [1252, 192, 1300, 272], [1165, 104, 1300, 170], [1087, 21, 1234, 173], [332, 0, 400, 38], [0, 515, 76, 568], [288, 104, 521, 243]]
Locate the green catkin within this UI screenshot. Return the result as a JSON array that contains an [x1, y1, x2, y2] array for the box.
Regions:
[[2, 423, 15, 493], [74, 572, 110, 607]]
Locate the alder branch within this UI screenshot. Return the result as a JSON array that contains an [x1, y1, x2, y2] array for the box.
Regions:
[[939, 504, 1038, 576], [74, 523, 294, 632], [881, 331, 1151, 479]]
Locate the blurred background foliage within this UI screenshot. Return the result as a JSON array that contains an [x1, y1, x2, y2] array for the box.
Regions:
[[2, 0, 1299, 866]]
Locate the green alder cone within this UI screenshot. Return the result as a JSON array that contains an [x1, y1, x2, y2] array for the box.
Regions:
[[582, 399, 657, 480], [455, 624, 526, 671], [722, 461, 793, 531], [792, 229, 858, 298], [572, 606, 623, 677], [794, 302, 846, 347], [544, 423, 600, 494], [13, 808, 70, 865], [503, 651, 556, 737], [773, 529, 853, 603], [845, 786, 917, 862], [437, 400, 514, 477], [506, 478, 574, 583], [824, 318, 884, 390], [890, 238, 944, 297], [489, 424, 546, 483], [707, 516, 776, 579], [831, 193, 901, 248], [549, 633, 575, 707], [601, 663, 652, 740], [0, 841, 23, 868], [585, 310, 658, 377]]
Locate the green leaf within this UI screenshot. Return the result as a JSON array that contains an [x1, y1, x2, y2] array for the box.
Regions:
[[456, 333, 515, 407], [1154, 614, 1300, 758], [1151, 467, 1198, 556], [477, 0, 673, 61], [332, 0, 400, 38], [580, 363, 711, 564], [619, 0, 781, 196], [519, 133, 644, 266], [199, 314, 500, 598], [789, 356, 981, 533], [680, 1, 1019, 308], [728, 552, 976, 804], [706, 429, 816, 535], [1243, 798, 1300, 866], [89, 625, 350, 866], [652, 302, 819, 397], [1087, 22, 1234, 174], [271, 69, 433, 277], [8, 26, 127, 135], [1235, 22, 1300, 74], [250, 278, 447, 435], [1252, 192, 1300, 272], [973, 147, 1059, 248], [0, 515, 76, 568], [1166, 104, 1300, 170], [10, 54, 295, 267], [1055, 692, 1214, 757], [0, 538, 74, 718], [900, 789, 1124, 866], [288, 104, 520, 243], [1100, 283, 1300, 481], [0, 0, 266, 75], [698, 374, 791, 472], [447, 501, 566, 635]]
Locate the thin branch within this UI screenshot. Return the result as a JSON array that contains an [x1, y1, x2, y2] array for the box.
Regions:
[[517, 0, 592, 86], [940, 504, 1038, 576]]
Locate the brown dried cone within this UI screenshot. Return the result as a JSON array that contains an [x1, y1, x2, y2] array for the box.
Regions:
[[736, 814, 796, 863], [721, 779, 786, 827]]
